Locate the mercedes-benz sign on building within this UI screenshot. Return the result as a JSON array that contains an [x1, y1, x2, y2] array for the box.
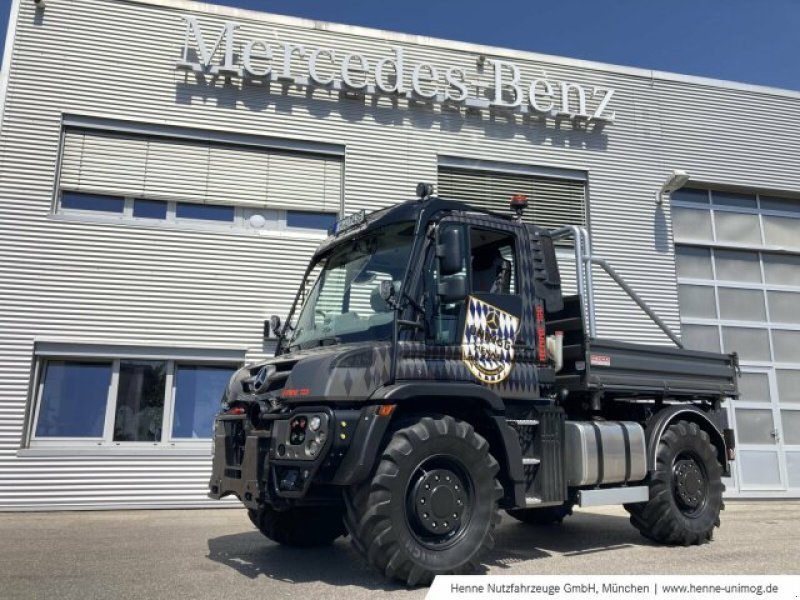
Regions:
[[0, 0, 798, 509]]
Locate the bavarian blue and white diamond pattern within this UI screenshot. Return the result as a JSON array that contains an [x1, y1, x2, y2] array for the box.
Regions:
[[462, 295, 520, 384]]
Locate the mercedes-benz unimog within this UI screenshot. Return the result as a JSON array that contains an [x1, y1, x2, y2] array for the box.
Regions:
[[209, 185, 737, 586]]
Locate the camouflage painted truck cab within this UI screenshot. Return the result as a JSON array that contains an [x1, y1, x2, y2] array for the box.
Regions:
[[209, 189, 738, 586]]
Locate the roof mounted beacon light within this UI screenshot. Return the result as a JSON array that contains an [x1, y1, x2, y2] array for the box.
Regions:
[[510, 194, 529, 222]]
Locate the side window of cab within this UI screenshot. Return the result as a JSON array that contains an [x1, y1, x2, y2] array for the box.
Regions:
[[429, 224, 519, 344], [469, 228, 517, 295]]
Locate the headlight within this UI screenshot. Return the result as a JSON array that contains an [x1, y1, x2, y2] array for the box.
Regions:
[[309, 416, 322, 431]]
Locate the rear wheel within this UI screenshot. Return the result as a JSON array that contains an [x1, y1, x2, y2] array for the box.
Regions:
[[625, 420, 724, 545], [507, 501, 574, 525], [248, 505, 347, 547], [344, 416, 503, 586]]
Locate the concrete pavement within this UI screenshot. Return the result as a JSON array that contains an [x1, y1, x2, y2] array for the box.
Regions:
[[0, 502, 797, 599]]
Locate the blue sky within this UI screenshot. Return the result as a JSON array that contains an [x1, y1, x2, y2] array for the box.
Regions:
[[1, 0, 799, 90]]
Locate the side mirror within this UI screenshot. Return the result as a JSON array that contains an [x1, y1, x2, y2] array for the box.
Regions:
[[437, 227, 464, 276], [269, 315, 282, 338], [438, 275, 468, 303], [379, 280, 396, 304]]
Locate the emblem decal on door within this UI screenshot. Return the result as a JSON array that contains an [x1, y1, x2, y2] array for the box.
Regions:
[[462, 296, 520, 384]]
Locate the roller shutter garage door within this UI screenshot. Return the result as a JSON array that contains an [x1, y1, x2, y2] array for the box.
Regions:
[[437, 165, 586, 228]]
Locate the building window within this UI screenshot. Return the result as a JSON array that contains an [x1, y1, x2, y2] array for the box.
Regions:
[[113, 360, 167, 442], [58, 126, 343, 236], [31, 357, 238, 447], [175, 202, 235, 222], [57, 191, 337, 237], [286, 210, 337, 231], [61, 192, 125, 213], [35, 361, 112, 438], [172, 365, 233, 439], [133, 199, 168, 219]]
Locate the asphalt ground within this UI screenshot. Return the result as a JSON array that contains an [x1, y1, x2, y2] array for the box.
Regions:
[[0, 502, 797, 600]]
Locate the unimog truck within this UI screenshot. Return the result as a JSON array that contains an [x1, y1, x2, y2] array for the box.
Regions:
[[209, 185, 738, 586]]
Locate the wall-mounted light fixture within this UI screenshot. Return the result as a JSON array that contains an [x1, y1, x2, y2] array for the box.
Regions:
[[656, 169, 690, 205], [33, 0, 46, 8]]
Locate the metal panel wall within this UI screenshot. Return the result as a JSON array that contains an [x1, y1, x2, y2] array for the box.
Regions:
[[1, 0, 800, 507]]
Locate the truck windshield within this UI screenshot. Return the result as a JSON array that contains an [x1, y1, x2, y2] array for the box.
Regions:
[[288, 222, 415, 351]]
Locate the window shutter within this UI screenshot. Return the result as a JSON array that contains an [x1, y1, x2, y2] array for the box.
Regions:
[[59, 129, 342, 211], [437, 166, 586, 228], [60, 130, 148, 198]]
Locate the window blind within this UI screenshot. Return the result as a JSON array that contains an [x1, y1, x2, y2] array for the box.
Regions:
[[437, 166, 586, 228], [60, 129, 342, 211]]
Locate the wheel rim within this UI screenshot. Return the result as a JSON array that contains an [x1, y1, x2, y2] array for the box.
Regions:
[[405, 455, 474, 549], [671, 449, 709, 518]]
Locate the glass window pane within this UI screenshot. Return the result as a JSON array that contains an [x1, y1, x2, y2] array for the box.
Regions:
[[787, 453, 800, 488], [714, 250, 762, 283], [737, 372, 771, 403], [675, 246, 713, 279], [681, 324, 720, 352], [672, 207, 713, 241], [286, 211, 337, 231], [761, 196, 800, 214], [722, 327, 771, 361], [172, 365, 235, 439], [671, 189, 709, 205], [712, 191, 757, 208], [175, 203, 234, 222], [735, 409, 776, 445], [133, 199, 168, 219], [763, 253, 800, 286], [763, 216, 800, 249], [767, 291, 800, 324], [717, 288, 766, 322], [61, 192, 124, 213], [739, 451, 781, 486], [781, 411, 800, 445], [772, 330, 800, 363], [777, 370, 800, 404], [35, 361, 111, 438], [113, 361, 166, 442], [713, 211, 761, 244], [678, 285, 717, 318]]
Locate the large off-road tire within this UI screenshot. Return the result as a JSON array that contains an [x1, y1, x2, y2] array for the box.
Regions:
[[625, 420, 724, 545], [506, 501, 574, 525], [344, 416, 503, 587], [248, 505, 347, 547]]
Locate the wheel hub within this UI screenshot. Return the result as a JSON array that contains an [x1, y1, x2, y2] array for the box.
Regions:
[[674, 458, 706, 510], [412, 468, 467, 536]]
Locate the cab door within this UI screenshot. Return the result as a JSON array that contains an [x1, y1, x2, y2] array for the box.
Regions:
[[418, 217, 537, 398]]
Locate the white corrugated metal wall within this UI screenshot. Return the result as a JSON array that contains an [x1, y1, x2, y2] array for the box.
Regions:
[[1, 0, 799, 508]]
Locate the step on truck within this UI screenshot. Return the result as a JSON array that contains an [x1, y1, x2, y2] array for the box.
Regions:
[[209, 185, 738, 586]]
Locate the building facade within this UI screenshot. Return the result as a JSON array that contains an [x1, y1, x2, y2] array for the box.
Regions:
[[0, 0, 798, 509]]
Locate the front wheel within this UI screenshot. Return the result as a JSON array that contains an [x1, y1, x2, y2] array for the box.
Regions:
[[344, 416, 503, 586], [625, 420, 724, 545], [248, 505, 347, 547]]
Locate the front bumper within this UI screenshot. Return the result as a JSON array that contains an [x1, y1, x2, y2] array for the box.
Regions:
[[208, 405, 388, 508]]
